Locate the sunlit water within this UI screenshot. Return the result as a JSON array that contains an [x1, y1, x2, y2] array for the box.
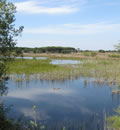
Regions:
[[15, 57, 81, 65], [16, 57, 81, 65], [16, 57, 47, 60], [50, 59, 81, 65], [3, 78, 120, 130]]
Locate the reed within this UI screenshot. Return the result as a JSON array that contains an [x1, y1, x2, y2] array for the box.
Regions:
[[7, 58, 120, 85]]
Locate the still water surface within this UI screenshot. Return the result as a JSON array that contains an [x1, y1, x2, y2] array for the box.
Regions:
[[16, 57, 81, 65], [3, 78, 120, 129], [50, 59, 81, 65], [16, 57, 47, 60]]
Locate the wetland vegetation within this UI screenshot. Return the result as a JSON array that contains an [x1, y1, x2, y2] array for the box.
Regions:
[[0, 0, 120, 129], [2, 45, 120, 130], [6, 55, 120, 86]]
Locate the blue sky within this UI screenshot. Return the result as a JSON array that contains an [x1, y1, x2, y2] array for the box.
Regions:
[[9, 0, 120, 50]]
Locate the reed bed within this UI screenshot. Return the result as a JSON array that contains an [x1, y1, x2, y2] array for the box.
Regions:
[[6, 58, 120, 86]]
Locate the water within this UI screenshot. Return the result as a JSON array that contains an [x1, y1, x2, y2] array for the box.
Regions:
[[51, 59, 81, 65], [2, 78, 120, 130], [16, 57, 81, 65], [16, 57, 47, 60]]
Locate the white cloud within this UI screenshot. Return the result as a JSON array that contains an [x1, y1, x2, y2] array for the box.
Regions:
[[15, 0, 82, 14], [7, 87, 73, 100], [23, 23, 120, 35]]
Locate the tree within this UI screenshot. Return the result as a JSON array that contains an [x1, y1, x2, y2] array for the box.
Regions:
[[0, 1, 24, 129], [114, 41, 120, 52], [0, 0, 24, 58], [0, 0, 23, 76], [0, 0, 23, 79]]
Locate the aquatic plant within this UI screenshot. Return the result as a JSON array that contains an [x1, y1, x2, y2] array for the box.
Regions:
[[30, 105, 38, 129], [6, 58, 120, 86], [106, 106, 120, 130], [30, 105, 46, 130], [63, 126, 66, 130]]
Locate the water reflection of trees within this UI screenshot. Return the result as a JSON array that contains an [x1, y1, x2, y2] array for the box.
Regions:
[[0, 80, 12, 129], [0, 79, 23, 130], [0, 80, 8, 96], [112, 93, 120, 104]]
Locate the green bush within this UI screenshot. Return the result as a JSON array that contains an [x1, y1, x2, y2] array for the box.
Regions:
[[107, 106, 120, 129], [83, 52, 90, 56], [99, 50, 105, 53], [83, 51, 97, 57], [108, 54, 120, 58], [90, 52, 97, 57]]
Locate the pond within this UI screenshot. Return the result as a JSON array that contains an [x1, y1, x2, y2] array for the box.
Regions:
[[15, 57, 81, 65], [2, 78, 120, 130], [16, 57, 47, 60], [50, 59, 81, 65]]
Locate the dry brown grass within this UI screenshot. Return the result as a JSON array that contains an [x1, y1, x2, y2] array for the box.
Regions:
[[23, 52, 120, 60]]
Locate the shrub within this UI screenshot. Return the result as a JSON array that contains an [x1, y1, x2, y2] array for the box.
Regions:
[[107, 106, 120, 129], [83, 51, 97, 57], [108, 54, 120, 58]]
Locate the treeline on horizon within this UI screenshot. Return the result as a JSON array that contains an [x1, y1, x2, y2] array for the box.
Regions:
[[14, 46, 77, 54], [12, 46, 118, 55]]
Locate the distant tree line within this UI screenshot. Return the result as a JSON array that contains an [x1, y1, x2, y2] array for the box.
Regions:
[[13, 46, 77, 54], [0, 47, 118, 57]]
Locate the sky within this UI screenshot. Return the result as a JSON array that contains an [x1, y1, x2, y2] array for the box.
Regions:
[[8, 0, 120, 50]]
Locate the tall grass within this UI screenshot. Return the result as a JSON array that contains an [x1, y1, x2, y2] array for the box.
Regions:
[[7, 59, 62, 74], [83, 51, 97, 57], [7, 58, 120, 85]]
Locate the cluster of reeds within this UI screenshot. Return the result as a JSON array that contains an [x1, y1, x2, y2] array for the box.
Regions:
[[9, 67, 82, 82], [6, 58, 120, 86]]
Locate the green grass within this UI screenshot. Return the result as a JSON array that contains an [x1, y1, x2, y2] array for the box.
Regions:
[[83, 51, 97, 57], [78, 59, 120, 80], [7, 59, 62, 74], [7, 58, 120, 85]]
